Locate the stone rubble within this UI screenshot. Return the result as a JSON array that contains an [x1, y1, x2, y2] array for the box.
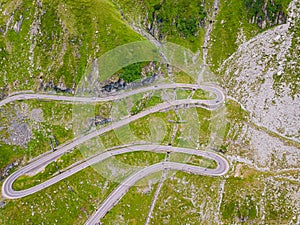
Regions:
[[219, 0, 300, 142]]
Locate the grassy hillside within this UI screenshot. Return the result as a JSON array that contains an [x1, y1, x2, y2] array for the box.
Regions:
[[245, 0, 290, 28], [208, 0, 292, 72], [0, 1, 299, 225], [0, 0, 145, 179], [0, 0, 143, 94], [208, 0, 260, 71], [114, 0, 215, 52]]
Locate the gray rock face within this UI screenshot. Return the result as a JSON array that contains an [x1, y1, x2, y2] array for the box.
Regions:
[[13, 15, 23, 33], [1, 103, 44, 147], [1, 159, 21, 180], [219, 7, 300, 142], [6, 122, 32, 147], [233, 125, 300, 170], [30, 108, 44, 123]]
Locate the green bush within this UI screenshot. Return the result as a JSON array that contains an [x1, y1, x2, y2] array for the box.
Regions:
[[244, 0, 289, 27], [150, 0, 206, 38], [119, 62, 144, 83]]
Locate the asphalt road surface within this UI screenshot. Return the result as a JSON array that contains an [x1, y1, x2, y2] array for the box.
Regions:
[[0, 83, 224, 107], [84, 145, 229, 225], [1, 83, 228, 224], [2, 144, 228, 199]]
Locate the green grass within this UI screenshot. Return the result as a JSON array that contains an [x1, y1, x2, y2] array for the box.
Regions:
[[150, 171, 221, 224], [0, 0, 144, 93], [101, 173, 161, 225], [278, 17, 300, 98], [188, 107, 211, 145], [148, 165, 299, 224], [220, 165, 298, 224], [192, 89, 214, 100], [226, 100, 249, 121], [222, 194, 258, 221], [173, 70, 196, 84], [170, 152, 217, 169], [221, 100, 249, 145], [185, 154, 217, 169], [0, 143, 23, 169], [209, 0, 292, 72], [0, 0, 36, 90], [113, 151, 165, 167], [244, 0, 291, 28], [131, 94, 162, 115], [115, 0, 207, 53], [1, 167, 118, 225], [208, 0, 260, 71], [13, 149, 83, 191], [0, 100, 75, 171], [171, 107, 212, 148], [23, 101, 75, 156], [146, 95, 162, 107], [118, 61, 150, 83], [12, 149, 165, 191], [129, 111, 176, 145], [176, 89, 192, 100], [98, 130, 122, 149]]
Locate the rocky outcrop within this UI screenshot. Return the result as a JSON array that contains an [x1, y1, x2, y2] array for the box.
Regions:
[[1, 159, 22, 180], [39, 80, 73, 93], [219, 0, 300, 142], [245, 0, 288, 29]]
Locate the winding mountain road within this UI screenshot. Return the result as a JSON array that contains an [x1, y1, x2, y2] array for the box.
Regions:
[[2, 144, 229, 199], [84, 145, 229, 225], [1, 83, 228, 225], [0, 83, 223, 107]]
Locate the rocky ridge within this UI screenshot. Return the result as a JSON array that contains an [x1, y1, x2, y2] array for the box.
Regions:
[[219, 0, 300, 142]]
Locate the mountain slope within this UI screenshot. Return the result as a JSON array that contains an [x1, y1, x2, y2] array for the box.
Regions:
[[0, 0, 143, 95], [219, 0, 299, 142]]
